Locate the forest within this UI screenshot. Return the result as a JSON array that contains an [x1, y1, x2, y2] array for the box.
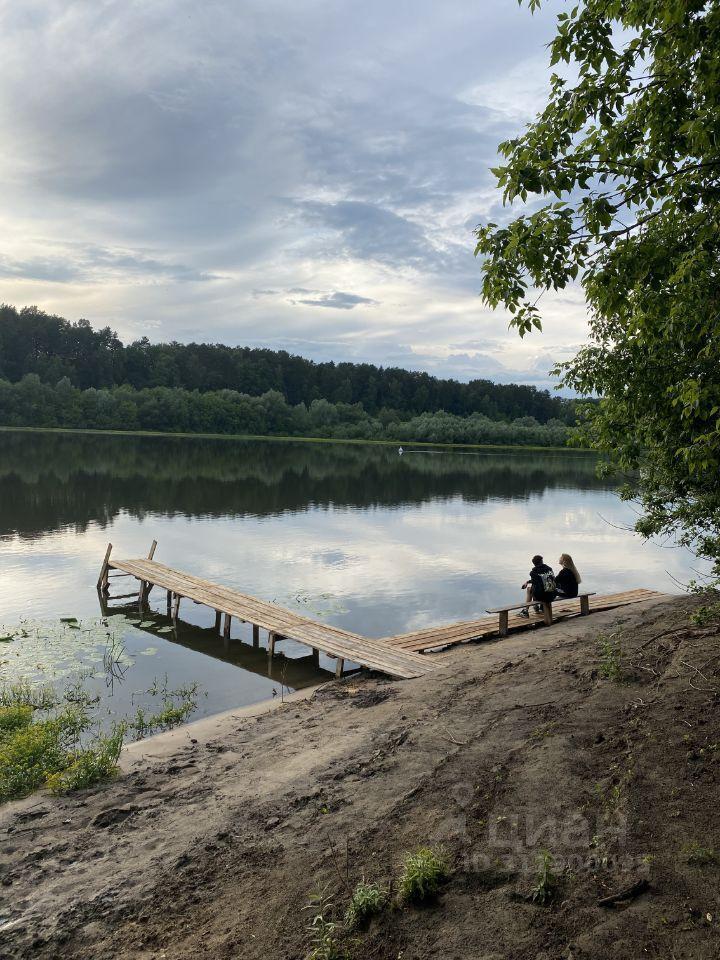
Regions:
[[0, 376, 570, 446], [0, 305, 575, 435]]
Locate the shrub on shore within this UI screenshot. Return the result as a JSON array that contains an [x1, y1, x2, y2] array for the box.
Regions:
[[398, 847, 449, 903], [0, 687, 123, 804]]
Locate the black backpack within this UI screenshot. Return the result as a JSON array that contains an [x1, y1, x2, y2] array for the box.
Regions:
[[532, 567, 557, 600]]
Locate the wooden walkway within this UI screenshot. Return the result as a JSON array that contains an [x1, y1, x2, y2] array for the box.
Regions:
[[98, 544, 436, 680], [383, 589, 664, 653], [98, 543, 665, 679]]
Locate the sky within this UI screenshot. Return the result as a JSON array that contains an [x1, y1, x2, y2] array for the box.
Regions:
[[0, 0, 585, 387]]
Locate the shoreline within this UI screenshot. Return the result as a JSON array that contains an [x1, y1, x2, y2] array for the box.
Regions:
[[6, 594, 720, 960], [120, 682, 326, 768], [0, 423, 591, 454]]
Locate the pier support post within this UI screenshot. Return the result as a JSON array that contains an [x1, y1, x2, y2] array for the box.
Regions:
[[268, 631, 277, 658], [172, 594, 181, 622], [97, 543, 113, 593], [148, 539, 157, 560], [580, 595, 590, 616], [166, 590, 172, 615], [312, 648, 319, 667], [215, 610, 222, 633], [542, 603, 553, 626], [252, 624, 260, 648], [335, 658, 344, 678], [223, 614, 232, 640], [498, 611, 509, 637]]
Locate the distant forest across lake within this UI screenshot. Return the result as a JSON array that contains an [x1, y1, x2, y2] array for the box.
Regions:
[[0, 304, 577, 445]]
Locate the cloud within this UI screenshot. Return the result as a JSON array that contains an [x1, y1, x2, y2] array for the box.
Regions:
[[0, 0, 583, 384], [289, 290, 378, 310], [0, 243, 218, 285]]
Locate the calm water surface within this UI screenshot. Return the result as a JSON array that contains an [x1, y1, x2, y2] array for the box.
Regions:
[[0, 430, 699, 727]]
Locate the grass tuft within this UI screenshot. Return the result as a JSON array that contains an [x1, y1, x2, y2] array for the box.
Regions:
[[398, 847, 449, 903], [46, 727, 125, 794], [344, 878, 386, 928], [304, 889, 348, 960], [531, 850, 560, 905], [684, 840, 719, 867], [598, 633, 624, 682]]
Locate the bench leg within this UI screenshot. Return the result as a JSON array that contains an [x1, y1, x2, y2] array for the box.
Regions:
[[542, 602, 553, 626], [580, 595, 590, 616], [498, 611, 509, 637]]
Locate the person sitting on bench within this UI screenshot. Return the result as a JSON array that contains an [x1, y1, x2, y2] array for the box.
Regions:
[[520, 555, 557, 617], [556, 553, 581, 598]]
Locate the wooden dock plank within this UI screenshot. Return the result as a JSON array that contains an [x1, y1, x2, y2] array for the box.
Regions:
[[382, 589, 666, 652], [106, 549, 667, 674], [109, 557, 436, 679]]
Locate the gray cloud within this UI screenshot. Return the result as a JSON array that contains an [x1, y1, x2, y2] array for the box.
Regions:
[[0, 0, 580, 384], [296, 200, 445, 270], [0, 246, 218, 285], [290, 291, 378, 310]]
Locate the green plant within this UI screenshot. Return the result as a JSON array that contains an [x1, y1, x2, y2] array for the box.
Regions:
[[129, 681, 199, 739], [475, 1, 720, 583], [398, 847, 449, 903], [598, 634, 624, 682], [0, 704, 33, 738], [0, 680, 56, 711], [684, 841, 719, 867], [690, 603, 720, 626], [530, 721, 557, 743], [0, 718, 68, 803], [531, 850, 560, 905], [344, 879, 386, 928], [304, 890, 347, 960], [46, 726, 125, 794]]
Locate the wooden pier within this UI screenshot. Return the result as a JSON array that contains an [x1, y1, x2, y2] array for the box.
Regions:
[[98, 543, 436, 680], [98, 543, 665, 678], [383, 588, 664, 653]]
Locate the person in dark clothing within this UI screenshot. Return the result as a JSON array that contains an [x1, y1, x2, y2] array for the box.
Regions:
[[520, 555, 557, 617], [555, 553, 581, 598]]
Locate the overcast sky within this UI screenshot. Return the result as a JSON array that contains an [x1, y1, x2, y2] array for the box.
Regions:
[[0, 0, 584, 386]]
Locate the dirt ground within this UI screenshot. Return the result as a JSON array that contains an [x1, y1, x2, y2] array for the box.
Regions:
[[1, 595, 719, 960]]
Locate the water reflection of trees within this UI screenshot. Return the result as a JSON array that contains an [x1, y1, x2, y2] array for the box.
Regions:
[[0, 431, 613, 538]]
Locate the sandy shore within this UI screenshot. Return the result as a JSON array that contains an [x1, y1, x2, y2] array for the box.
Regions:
[[2, 595, 719, 959]]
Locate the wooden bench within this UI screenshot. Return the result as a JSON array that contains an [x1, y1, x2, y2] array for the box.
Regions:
[[486, 592, 596, 637]]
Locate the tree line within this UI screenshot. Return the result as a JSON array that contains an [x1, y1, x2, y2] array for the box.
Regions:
[[0, 375, 570, 447], [0, 304, 575, 424]]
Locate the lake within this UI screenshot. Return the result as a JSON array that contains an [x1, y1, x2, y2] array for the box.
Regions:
[[0, 429, 699, 730]]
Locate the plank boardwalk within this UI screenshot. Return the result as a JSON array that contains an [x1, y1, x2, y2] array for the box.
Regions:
[[98, 544, 666, 678], [102, 553, 436, 680], [383, 589, 665, 653]]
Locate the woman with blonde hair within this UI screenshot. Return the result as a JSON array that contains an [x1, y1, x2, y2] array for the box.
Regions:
[[556, 554, 581, 599]]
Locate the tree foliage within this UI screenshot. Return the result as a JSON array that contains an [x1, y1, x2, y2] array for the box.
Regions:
[[0, 304, 574, 425], [0, 375, 569, 447], [475, 1, 720, 570]]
